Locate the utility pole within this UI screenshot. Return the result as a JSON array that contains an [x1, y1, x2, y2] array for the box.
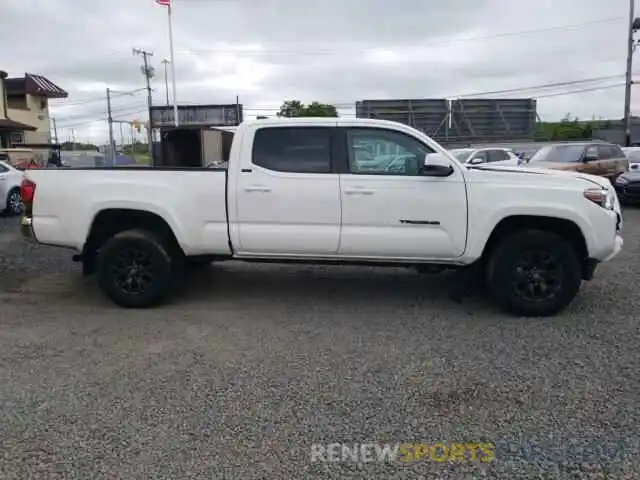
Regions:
[[133, 47, 155, 161], [624, 0, 636, 147], [51, 117, 58, 144], [162, 58, 170, 107], [131, 123, 135, 155], [71, 128, 76, 150], [106, 87, 115, 162]]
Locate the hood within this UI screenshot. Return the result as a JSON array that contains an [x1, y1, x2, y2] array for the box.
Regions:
[[617, 170, 640, 182], [468, 163, 609, 188]]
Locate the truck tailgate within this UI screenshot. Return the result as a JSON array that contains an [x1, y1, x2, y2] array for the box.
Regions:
[[24, 168, 231, 256]]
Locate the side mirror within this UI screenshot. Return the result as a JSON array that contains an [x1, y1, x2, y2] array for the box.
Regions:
[[468, 157, 484, 165], [422, 153, 454, 177]]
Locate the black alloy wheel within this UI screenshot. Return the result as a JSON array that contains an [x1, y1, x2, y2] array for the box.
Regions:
[[512, 248, 563, 303], [486, 230, 582, 317], [110, 246, 155, 297], [6, 189, 21, 215], [97, 230, 174, 308]]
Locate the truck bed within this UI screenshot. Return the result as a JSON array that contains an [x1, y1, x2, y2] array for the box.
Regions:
[[24, 167, 232, 256]]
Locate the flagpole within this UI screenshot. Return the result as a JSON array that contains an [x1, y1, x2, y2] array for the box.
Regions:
[[167, 1, 179, 126]]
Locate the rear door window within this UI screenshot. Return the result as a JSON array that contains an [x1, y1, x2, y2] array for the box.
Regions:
[[252, 127, 333, 174], [597, 145, 615, 160]]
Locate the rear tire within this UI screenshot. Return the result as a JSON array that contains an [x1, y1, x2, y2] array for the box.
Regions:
[[5, 188, 21, 216], [97, 229, 174, 308], [485, 230, 582, 317]]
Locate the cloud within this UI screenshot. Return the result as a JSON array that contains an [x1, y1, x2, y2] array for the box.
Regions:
[[0, 0, 632, 143]]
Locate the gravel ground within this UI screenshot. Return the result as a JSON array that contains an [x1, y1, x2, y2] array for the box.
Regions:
[[0, 210, 639, 479]]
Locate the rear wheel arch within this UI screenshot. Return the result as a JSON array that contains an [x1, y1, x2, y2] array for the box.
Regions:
[[83, 209, 184, 268]]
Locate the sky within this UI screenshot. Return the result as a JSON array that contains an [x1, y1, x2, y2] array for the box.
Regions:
[[0, 0, 636, 143]]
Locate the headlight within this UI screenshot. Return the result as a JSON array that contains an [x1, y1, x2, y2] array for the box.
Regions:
[[584, 187, 616, 210], [604, 188, 616, 210]]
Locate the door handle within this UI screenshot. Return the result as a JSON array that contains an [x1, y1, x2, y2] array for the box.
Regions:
[[244, 185, 271, 192], [343, 188, 374, 195], [0, 177, 5, 182]]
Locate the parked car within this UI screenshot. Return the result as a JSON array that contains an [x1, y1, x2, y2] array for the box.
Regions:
[[0, 148, 37, 169], [621, 146, 640, 171], [20, 117, 623, 316], [613, 169, 640, 205], [0, 160, 24, 215], [526, 142, 629, 181], [449, 147, 520, 167]]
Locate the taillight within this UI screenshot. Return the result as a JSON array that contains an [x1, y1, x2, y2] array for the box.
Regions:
[[21, 178, 36, 204]]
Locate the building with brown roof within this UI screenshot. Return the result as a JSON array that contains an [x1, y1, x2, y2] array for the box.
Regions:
[[0, 70, 37, 148], [4, 72, 68, 145]]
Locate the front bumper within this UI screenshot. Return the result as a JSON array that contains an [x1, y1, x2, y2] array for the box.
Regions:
[[602, 234, 624, 263]]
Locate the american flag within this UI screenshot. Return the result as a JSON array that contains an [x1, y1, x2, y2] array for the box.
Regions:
[[155, 0, 170, 5]]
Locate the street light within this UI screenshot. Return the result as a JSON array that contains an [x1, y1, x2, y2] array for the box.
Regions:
[[161, 58, 171, 108]]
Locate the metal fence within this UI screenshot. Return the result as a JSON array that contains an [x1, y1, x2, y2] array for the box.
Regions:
[[355, 98, 538, 144], [60, 151, 136, 168]]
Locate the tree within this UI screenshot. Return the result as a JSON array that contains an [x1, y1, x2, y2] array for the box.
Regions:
[[277, 100, 338, 118]]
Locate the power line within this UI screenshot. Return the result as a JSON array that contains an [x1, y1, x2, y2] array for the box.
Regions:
[[534, 82, 624, 98], [178, 16, 625, 57], [454, 74, 625, 99], [52, 74, 629, 130], [57, 88, 147, 108], [55, 106, 148, 129]]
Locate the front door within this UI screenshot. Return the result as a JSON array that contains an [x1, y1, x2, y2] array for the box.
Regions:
[[337, 124, 468, 260], [234, 125, 342, 256]]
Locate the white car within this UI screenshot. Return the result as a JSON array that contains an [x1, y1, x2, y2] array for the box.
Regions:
[[0, 160, 23, 215], [621, 147, 640, 171], [449, 147, 521, 167], [20, 117, 623, 316]]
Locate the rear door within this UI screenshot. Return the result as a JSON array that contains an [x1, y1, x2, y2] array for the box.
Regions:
[[608, 144, 629, 176], [233, 124, 342, 256], [596, 144, 618, 178]]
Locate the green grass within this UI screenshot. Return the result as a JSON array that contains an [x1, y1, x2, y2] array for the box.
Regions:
[[133, 154, 151, 165]]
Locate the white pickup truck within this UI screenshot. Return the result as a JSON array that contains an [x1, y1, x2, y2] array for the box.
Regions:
[[20, 117, 623, 316]]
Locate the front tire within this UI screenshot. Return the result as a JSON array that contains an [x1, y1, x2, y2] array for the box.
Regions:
[[485, 230, 582, 317], [97, 229, 174, 308]]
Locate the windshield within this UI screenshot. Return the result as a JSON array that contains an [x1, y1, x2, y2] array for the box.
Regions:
[[450, 149, 473, 162], [623, 148, 640, 162], [529, 144, 585, 163]]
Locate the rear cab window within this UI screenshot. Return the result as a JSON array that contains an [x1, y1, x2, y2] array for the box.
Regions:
[[251, 127, 332, 173]]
